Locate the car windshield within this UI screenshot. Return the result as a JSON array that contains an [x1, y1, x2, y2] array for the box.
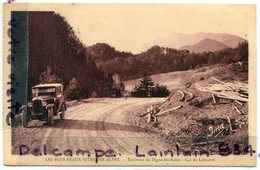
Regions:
[[32, 87, 56, 97]]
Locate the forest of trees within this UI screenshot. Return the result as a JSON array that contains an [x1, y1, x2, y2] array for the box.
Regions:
[[28, 12, 124, 100], [87, 42, 248, 80]]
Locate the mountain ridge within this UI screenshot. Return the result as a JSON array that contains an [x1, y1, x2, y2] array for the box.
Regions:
[[143, 32, 246, 51], [179, 38, 229, 53]]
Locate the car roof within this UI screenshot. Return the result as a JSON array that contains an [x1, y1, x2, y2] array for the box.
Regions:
[[32, 83, 63, 88]]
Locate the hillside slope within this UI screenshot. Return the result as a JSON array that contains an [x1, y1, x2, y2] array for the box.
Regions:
[[125, 63, 248, 92], [130, 63, 248, 153]]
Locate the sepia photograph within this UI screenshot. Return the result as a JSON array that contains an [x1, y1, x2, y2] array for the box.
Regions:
[[3, 3, 256, 166]]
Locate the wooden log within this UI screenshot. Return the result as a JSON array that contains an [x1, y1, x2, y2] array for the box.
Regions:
[[196, 83, 248, 102], [211, 77, 225, 84], [227, 116, 232, 132], [234, 81, 248, 88], [212, 94, 217, 103], [207, 84, 232, 91], [197, 81, 248, 92], [234, 100, 243, 106], [177, 90, 185, 101], [140, 93, 173, 117], [198, 87, 248, 101], [157, 105, 183, 116], [147, 113, 151, 124], [185, 82, 192, 89], [153, 116, 157, 123], [216, 94, 248, 102], [198, 82, 248, 97], [234, 106, 243, 114], [184, 90, 194, 102], [141, 106, 155, 117], [235, 92, 248, 98]]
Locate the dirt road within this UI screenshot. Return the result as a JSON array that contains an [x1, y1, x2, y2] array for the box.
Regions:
[[12, 98, 173, 155]]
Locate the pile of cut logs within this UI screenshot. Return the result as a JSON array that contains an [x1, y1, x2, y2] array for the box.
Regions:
[[141, 77, 248, 124], [195, 77, 248, 103], [140, 86, 196, 124], [140, 94, 183, 124]]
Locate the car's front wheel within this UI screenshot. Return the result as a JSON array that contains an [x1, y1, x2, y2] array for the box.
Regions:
[[48, 108, 54, 126], [60, 104, 65, 120]]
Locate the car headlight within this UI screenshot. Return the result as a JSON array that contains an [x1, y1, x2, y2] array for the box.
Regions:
[[42, 101, 47, 106]]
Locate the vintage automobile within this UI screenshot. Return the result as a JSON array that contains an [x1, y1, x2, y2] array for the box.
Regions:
[[21, 83, 66, 127]]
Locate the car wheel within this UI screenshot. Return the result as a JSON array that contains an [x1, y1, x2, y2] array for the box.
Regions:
[[48, 108, 54, 126], [22, 109, 28, 128], [60, 105, 65, 120]]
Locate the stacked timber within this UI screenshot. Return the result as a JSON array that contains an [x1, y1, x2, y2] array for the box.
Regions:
[[195, 77, 248, 103]]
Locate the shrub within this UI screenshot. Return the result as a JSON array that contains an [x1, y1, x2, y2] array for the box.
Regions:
[[152, 84, 170, 97], [64, 78, 80, 100], [113, 82, 125, 97]]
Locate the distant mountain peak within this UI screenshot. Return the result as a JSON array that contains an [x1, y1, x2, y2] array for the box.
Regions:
[[179, 38, 229, 53], [199, 38, 226, 44]]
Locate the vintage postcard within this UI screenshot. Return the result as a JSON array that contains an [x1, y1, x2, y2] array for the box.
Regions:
[[3, 3, 256, 166]]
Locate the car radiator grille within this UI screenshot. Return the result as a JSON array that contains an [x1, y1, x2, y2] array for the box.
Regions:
[[33, 99, 43, 113]]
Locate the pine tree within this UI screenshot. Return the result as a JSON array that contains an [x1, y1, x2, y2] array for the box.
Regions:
[[39, 66, 62, 84], [132, 75, 154, 97]]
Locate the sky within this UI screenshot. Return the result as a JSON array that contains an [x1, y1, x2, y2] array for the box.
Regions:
[[53, 4, 255, 54]]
